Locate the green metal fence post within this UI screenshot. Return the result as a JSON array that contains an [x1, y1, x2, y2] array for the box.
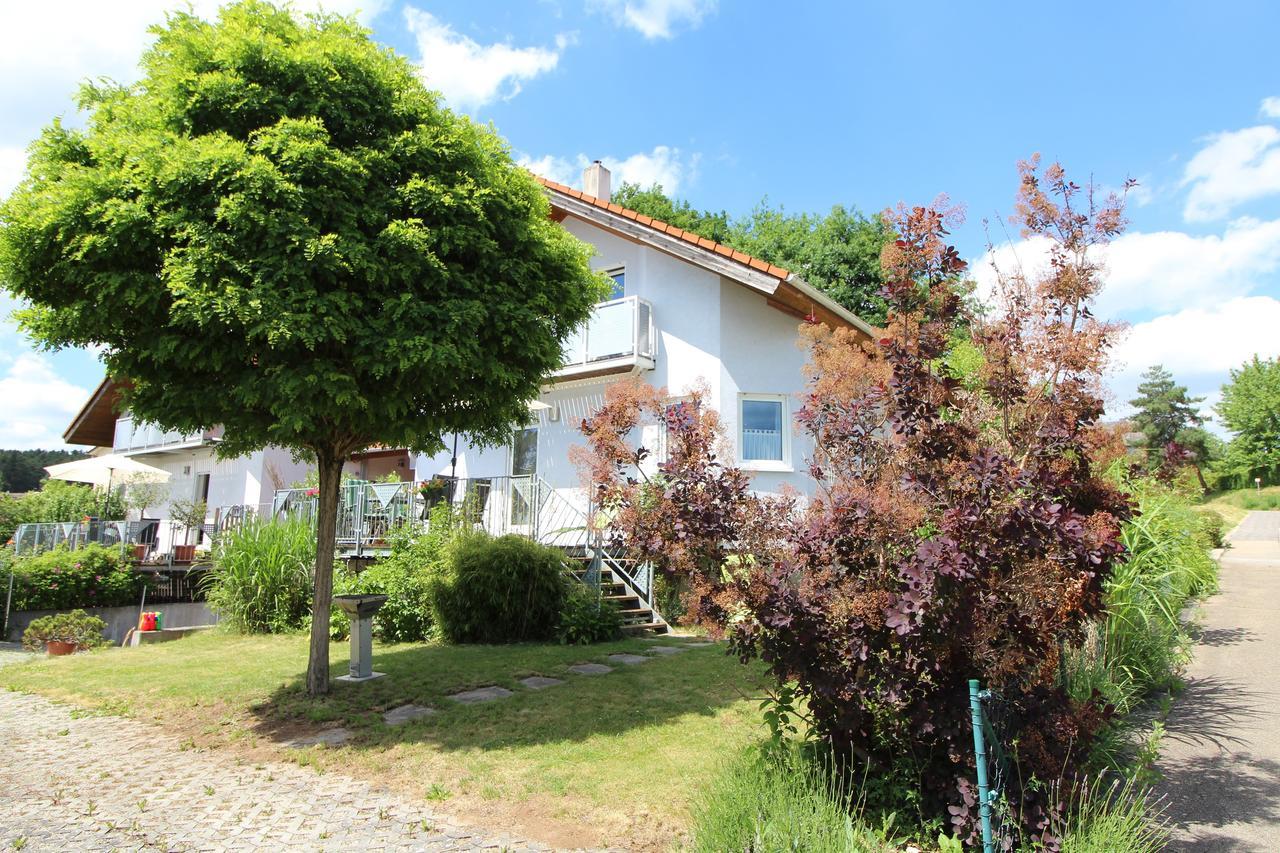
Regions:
[[969, 679, 995, 853]]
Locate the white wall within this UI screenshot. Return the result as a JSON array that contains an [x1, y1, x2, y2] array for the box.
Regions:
[[410, 216, 819, 499]]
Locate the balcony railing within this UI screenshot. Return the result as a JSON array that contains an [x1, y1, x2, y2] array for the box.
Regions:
[[558, 296, 654, 378], [113, 417, 212, 453]]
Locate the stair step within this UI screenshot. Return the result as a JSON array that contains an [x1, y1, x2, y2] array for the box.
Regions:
[[621, 621, 669, 636]]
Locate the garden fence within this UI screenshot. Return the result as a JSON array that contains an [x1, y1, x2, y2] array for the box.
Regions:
[[969, 679, 1016, 853]]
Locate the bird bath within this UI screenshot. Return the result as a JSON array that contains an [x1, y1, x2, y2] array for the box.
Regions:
[[333, 594, 388, 682]]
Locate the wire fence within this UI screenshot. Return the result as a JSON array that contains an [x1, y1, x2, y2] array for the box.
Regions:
[[969, 680, 1017, 853]]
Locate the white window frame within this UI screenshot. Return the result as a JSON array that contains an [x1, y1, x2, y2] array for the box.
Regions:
[[604, 265, 626, 301], [738, 393, 792, 472]]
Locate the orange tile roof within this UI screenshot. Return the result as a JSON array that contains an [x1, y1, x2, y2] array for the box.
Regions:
[[533, 176, 792, 281]]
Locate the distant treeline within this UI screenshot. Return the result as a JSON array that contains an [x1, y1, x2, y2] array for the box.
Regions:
[[0, 449, 87, 493]]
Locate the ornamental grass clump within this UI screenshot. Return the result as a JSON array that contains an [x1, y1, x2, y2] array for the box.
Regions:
[[1064, 471, 1218, 716], [205, 517, 315, 634]]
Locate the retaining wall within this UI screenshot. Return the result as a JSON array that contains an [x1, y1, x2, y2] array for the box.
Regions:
[[3, 602, 218, 645]]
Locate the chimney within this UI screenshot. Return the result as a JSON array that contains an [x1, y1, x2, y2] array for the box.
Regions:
[[582, 160, 611, 201]]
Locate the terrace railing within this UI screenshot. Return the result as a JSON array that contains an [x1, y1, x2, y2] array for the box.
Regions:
[[272, 480, 417, 555], [13, 520, 138, 557]]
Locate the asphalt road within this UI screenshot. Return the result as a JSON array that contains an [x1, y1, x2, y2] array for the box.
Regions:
[[1157, 511, 1280, 851]]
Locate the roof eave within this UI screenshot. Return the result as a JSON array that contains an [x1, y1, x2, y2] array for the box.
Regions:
[[784, 274, 880, 339]]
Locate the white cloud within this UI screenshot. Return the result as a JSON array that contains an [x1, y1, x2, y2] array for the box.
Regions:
[[973, 216, 1280, 319], [1112, 295, 1280, 381], [403, 9, 572, 111], [0, 145, 26, 200], [518, 146, 697, 194], [0, 353, 90, 451], [1181, 124, 1280, 221], [1261, 96, 1280, 119], [591, 0, 717, 39], [0, 1, 387, 91]]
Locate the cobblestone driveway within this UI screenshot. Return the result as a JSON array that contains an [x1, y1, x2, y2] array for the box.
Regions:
[[0, 690, 559, 852]]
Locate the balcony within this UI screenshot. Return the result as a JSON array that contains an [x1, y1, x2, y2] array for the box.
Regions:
[[113, 417, 216, 454], [556, 296, 655, 380]]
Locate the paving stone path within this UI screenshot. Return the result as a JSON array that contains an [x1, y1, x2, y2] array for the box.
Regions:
[[1157, 511, 1280, 851], [0, 689, 559, 852], [0, 636, 719, 851]]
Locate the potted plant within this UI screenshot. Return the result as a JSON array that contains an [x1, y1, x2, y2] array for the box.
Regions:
[[419, 477, 452, 511], [22, 609, 108, 655], [170, 499, 208, 562]]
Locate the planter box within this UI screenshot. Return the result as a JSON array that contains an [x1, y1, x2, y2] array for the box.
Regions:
[[172, 544, 196, 562]]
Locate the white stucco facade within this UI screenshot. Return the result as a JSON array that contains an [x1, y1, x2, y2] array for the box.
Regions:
[[411, 213, 824, 500]]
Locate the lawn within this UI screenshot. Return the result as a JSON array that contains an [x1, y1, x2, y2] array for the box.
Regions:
[[1, 631, 771, 850], [1199, 484, 1280, 530]]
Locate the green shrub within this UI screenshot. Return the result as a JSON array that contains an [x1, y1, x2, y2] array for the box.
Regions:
[[205, 517, 315, 633], [0, 480, 125, 544], [556, 582, 622, 645], [332, 520, 453, 643], [689, 744, 899, 852], [428, 533, 567, 644], [1195, 509, 1226, 549], [22, 608, 109, 651], [653, 571, 688, 625], [8, 545, 143, 611]]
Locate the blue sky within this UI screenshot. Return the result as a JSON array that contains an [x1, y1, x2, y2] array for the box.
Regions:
[[2, 0, 1279, 448]]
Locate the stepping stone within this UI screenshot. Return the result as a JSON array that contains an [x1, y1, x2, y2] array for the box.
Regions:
[[607, 653, 651, 666], [284, 727, 352, 748], [518, 676, 565, 690], [383, 704, 436, 725], [682, 641, 714, 647], [568, 663, 613, 676], [646, 645, 687, 655], [446, 686, 513, 704]]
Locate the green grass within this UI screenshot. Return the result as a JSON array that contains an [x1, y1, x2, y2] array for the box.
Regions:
[[687, 745, 903, 852], [1056, 776, 1168, 853], [1199, 484, 1280, 530], [1, 630, 769, 849]]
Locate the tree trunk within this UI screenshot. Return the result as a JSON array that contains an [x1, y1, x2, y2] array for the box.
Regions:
[[306, 449, 345, 697], [1193, 463, 1209, 495]]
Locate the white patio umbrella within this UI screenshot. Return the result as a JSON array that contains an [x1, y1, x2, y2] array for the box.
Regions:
[[45, 453, 171, 489], [46, 453, 172, 522]]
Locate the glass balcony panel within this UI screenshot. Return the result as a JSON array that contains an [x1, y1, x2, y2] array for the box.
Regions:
[[586, 299, 636, 362]]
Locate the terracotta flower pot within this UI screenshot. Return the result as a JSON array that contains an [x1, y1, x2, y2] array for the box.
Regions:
[[46, 640, 78, 657]]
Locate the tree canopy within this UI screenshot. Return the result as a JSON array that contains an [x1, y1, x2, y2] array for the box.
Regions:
[[611, 182, 892, 325], [0, 449, 86, 494], [0, 0, 606, 692], [1128, 364, 1204, 451], [1216, 356, 1280, 487]]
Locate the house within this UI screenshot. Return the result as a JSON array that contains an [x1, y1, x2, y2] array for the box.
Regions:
[[59, 162, 874, 560], [412, 162, 875, 503]]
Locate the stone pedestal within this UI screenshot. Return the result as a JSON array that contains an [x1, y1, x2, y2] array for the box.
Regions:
[[332, 594, 388, 683]]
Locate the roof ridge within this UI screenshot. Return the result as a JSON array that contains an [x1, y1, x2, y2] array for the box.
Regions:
[[532, 175, 791, 280]]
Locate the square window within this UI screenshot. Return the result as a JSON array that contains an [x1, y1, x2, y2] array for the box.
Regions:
[[741, 397, 785, 463]]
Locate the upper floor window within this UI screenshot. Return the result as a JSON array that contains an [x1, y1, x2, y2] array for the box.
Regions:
[[740, 394, 790, 470], [606, 267, 625, 300]]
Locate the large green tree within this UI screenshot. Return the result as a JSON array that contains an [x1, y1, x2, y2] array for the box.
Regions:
[[1216, 356, 1280, 487], [1129, 365, 1204, 448], [0, 1, 605, 694], [611, 183, 892, 325]]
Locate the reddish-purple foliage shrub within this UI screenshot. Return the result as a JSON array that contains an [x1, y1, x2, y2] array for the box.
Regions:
[[577, 159, 1136, 845]]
